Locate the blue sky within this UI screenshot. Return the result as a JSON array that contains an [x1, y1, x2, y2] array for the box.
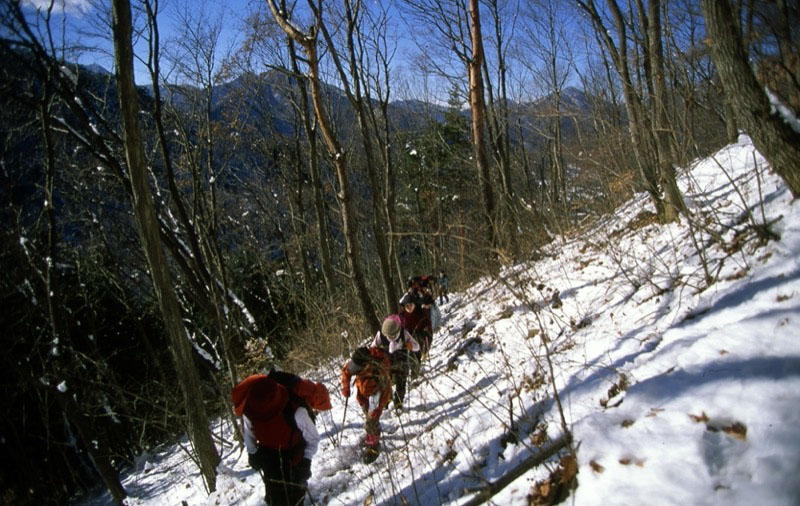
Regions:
[[18, 0, 452, 101], [19, 0, 250, 84], [17, 0, 578, 106]]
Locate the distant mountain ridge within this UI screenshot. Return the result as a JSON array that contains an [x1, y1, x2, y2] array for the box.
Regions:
[[141, 68, 596, 141], [35, 54, 600, 154]]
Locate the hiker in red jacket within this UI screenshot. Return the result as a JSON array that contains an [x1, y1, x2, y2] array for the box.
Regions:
[[398, 290, 433, 361], [232, 372, 329, 506], [341, 346, 393, 463]]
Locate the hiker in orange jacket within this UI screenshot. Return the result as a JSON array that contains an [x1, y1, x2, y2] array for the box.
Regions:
[[341, 346, 392, 463]]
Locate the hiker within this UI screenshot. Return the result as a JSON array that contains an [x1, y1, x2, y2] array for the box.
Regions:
[[341, 346, 393, 463], [232, 372, 328, 506], [372, 314, 420, 412], [398, 291, 433, 362], [419, 288, 441, 333], [437, 270, 449, 304], [407, 274, 436, 301]]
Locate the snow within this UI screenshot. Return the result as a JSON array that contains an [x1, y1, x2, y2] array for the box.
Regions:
[[75, 135, 800, 505]]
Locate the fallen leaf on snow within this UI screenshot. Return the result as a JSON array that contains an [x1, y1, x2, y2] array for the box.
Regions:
[[721, 422, 747, 440]]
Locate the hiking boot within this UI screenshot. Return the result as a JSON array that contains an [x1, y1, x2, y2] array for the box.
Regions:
[[362, 446, 380, 464]]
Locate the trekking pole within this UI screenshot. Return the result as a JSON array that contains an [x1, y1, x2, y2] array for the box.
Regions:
[[319, 410, 337, 449], [338, 396, 349, 448]]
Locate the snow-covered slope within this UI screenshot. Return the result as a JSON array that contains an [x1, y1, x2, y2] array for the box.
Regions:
[[77, 135, 800, 506]]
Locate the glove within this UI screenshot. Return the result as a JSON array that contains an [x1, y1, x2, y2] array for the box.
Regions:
[[294, 458, 312, 483], [342, 386, 351, 398], [404, 341, 414, 351]]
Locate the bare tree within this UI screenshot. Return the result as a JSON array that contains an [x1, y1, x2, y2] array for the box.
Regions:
[[402, 0, 499, 258], [646, 0, 688, 221], [482, 0, 520, 257], [315, 0, 400, 312], [266, 0, 381, 332], [111, 0, 220, 492], [576, 0, 687, 222], [358, 4, 405, 295], [235, 7, 339, 300], [519, 0, 573, 215], [286, 37, 338, 298], [468, 0, 498, 255], [700, 0, 800, 197]]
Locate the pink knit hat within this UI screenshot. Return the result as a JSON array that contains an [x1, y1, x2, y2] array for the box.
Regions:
[[381, 315, 402, 338]]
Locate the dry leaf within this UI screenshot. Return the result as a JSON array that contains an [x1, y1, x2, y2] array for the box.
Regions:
[[590, 460, 605, 473], [531, 431, 547, 446], [646, 408, 664, 417], [722, 422, 747, 440], [621, 419, 635, 428], [689, 411, 710, 423], [538, 480, 551, 498], [619, 457, 632, 465], [560, 456, 578, 484], [528, 456, 578, 505]]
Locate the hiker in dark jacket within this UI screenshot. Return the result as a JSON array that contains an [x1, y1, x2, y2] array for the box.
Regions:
[[341, 346, 393, 462], [437, 270, 449, 304], [398, 291, 433, 360], [232, 374, 324, 506], [371, 315, 420, 411]]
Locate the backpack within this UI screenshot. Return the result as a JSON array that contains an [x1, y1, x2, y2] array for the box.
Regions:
[[377, 332, 392, 351], [349, 347, 391, 397], [231, 375, 306, 462], [268, 370, 332, 423]]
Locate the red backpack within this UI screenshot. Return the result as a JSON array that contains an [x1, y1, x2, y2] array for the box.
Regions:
[[232, 375, 305, 463]]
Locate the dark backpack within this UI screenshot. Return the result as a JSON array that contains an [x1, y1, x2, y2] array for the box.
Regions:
[[269, 370, 317, 424], [376, 332, 394, 351]]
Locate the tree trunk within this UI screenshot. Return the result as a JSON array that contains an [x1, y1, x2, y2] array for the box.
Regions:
[[111, 0, 220, 492], [287, 39, 336, 299], [646, 0, 686, 222], [723, 94, 739, 143], [267, 0, 381, 332], [483, 0, 519, 258], [701, 0, 800, 197], [578, 0, 667, 217], [468, 0, 498, 256], [318, 1, 398, 312], [306, 42, 380, 331], [289, 137, 314, 296]]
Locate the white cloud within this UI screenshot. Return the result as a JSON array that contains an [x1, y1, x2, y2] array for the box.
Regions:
[[22, 0, 92, 15]]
